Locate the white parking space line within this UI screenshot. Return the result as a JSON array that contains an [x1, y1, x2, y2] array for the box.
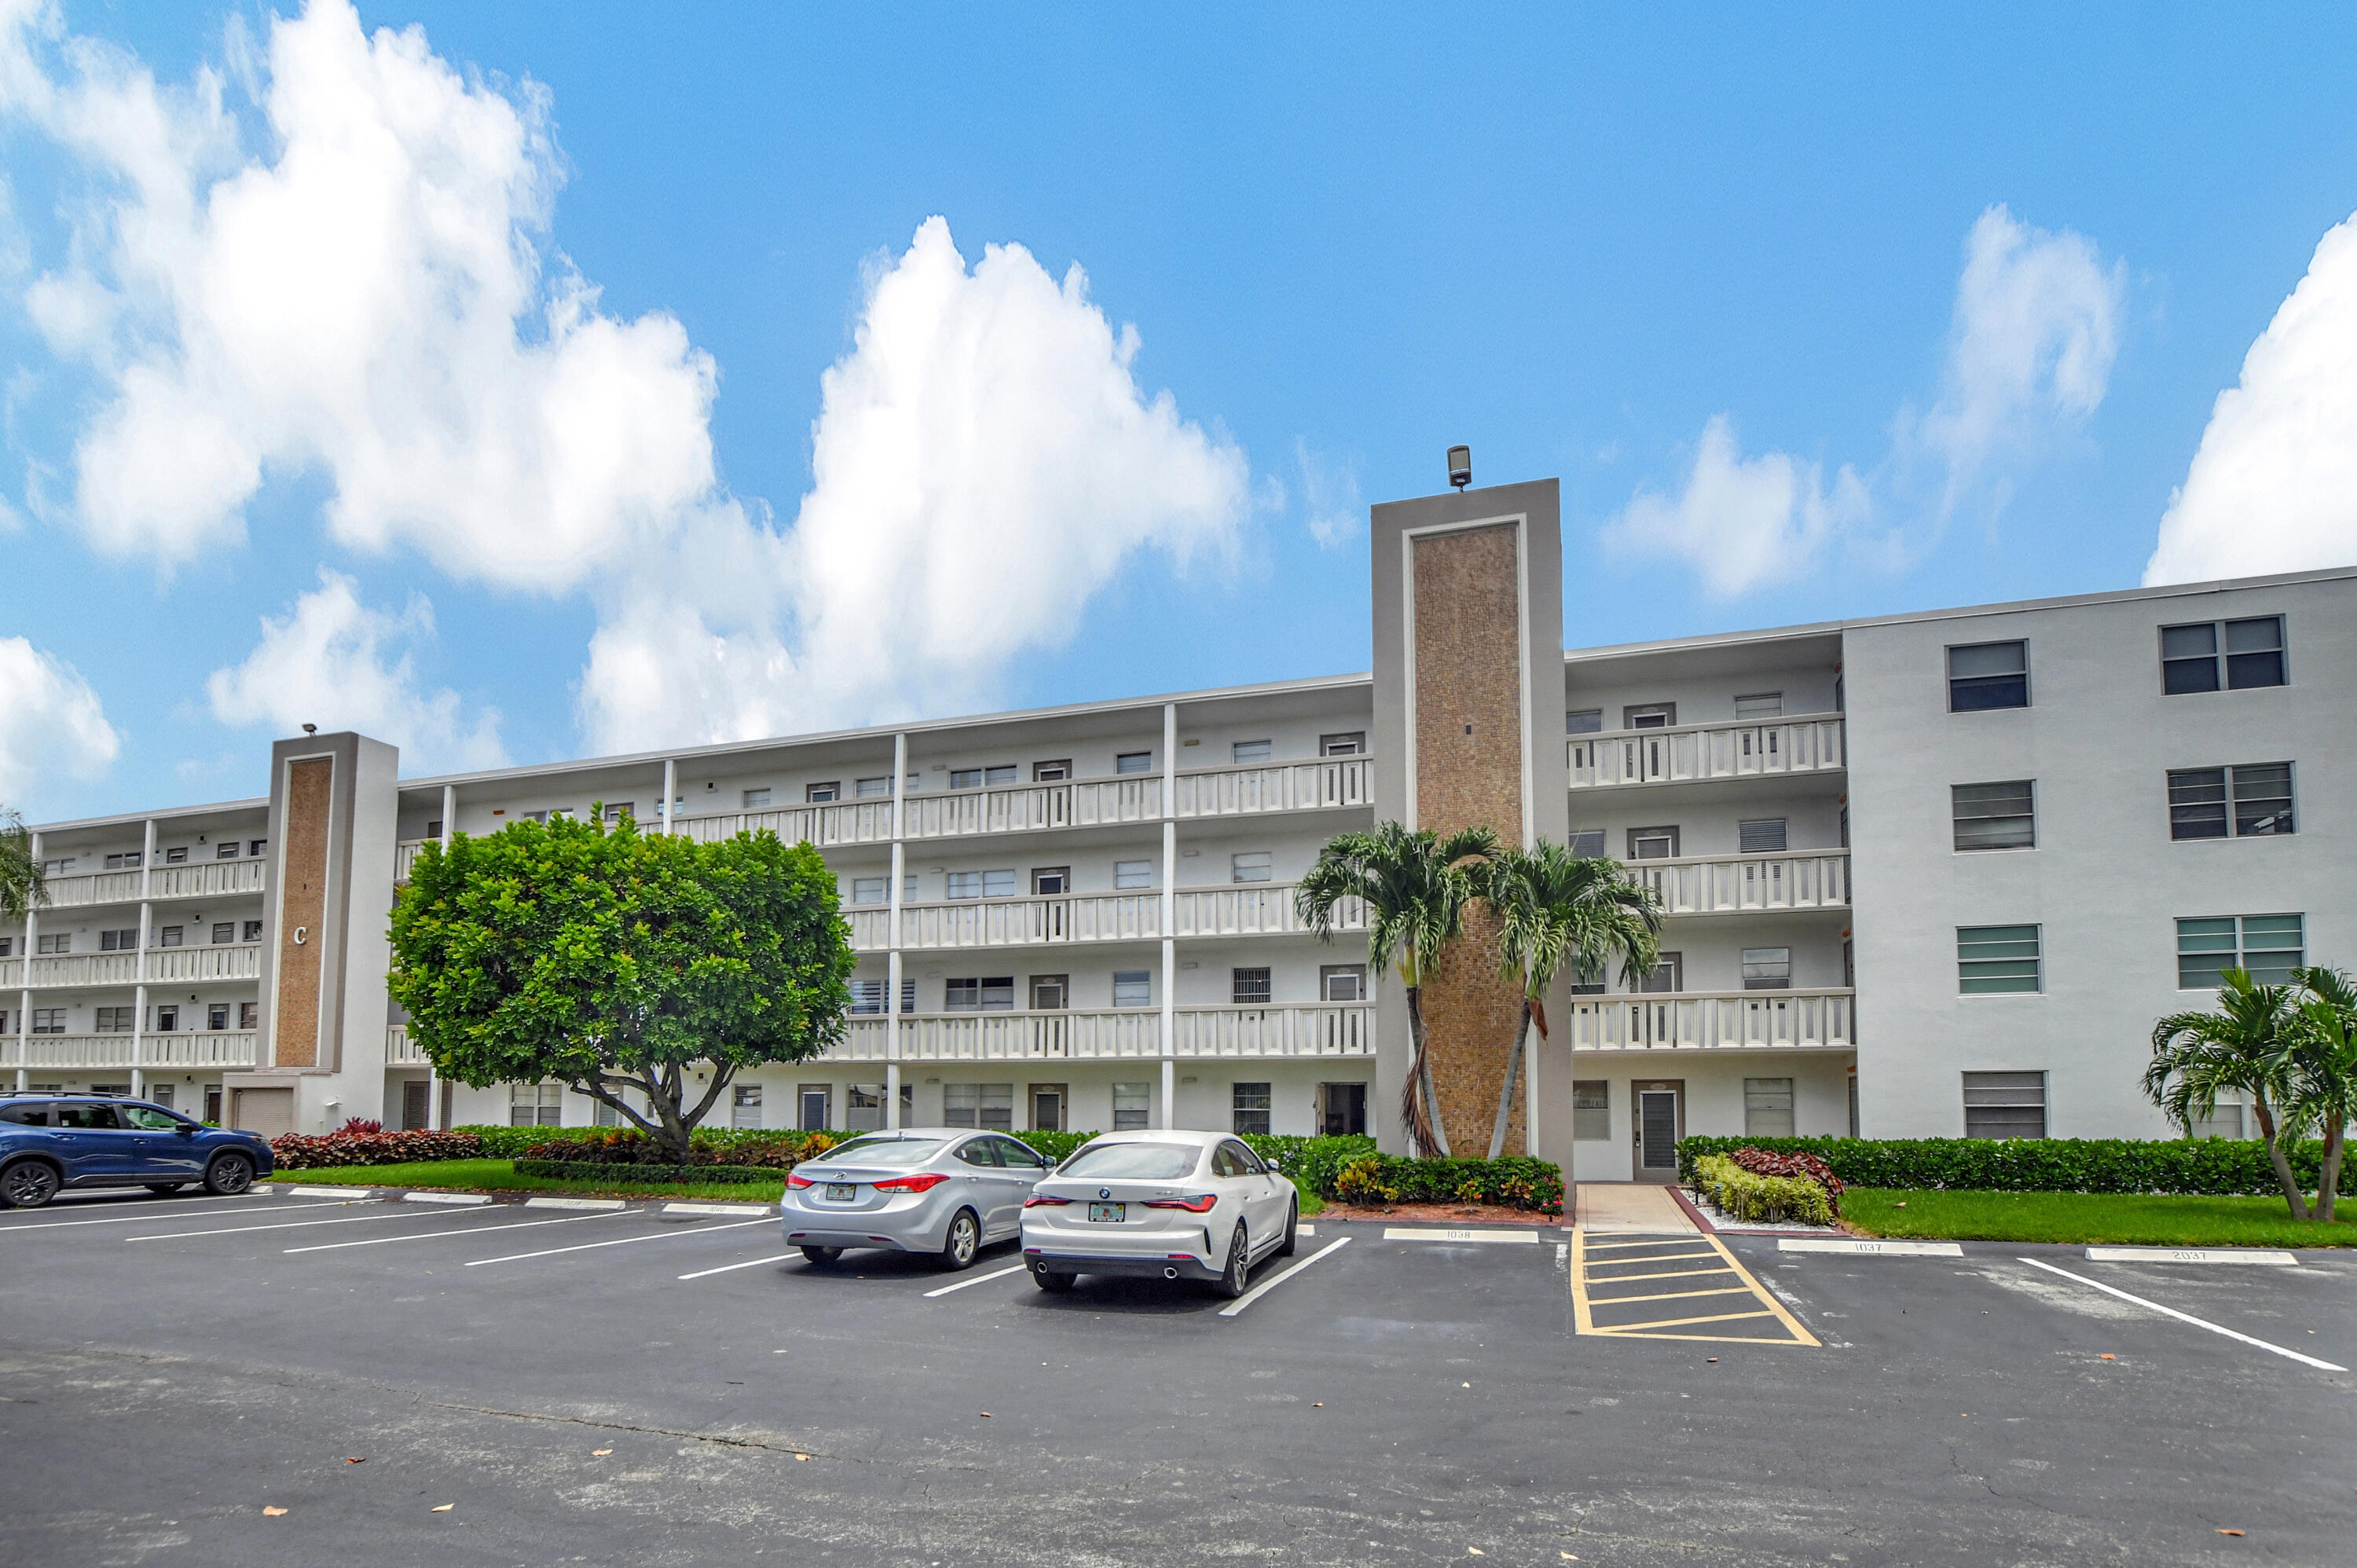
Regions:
[[288, 1185, 371, 1198], [1779, 1239, 1964, 1257], [677, 1251, 804, 1281], [466, 1217, 771, 1267], [41, 1190, 258, 1211], [1219, 1236, 1353, 1318], [0, 1200, 345, 1234], [663, 1202, 773, 1217], [2085, 1246, 2298, 1266], [522, 1196, 628, 1211], [1297, 1224, 1314, 1236], [285, 1211, 621, 1254], [2018, 1258, 2347, 1372], [922, 1263, 1029, 1298], [127, 1208, 446, 1243], [1381, 1228, 1539, 1244], [403, 1192, 492, 1205]]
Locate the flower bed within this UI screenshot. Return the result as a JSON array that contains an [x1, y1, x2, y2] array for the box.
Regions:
[[271, 1130, 483, 1170], [1691, 1153, 1833, 1226], [511, 1159, 788, 1185], [1728, 1146, 1843, 1214]]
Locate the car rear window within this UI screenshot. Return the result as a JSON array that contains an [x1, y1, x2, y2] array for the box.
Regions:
[[811, 1137, 946, 1167], [1058, 1143, 1200, 1181], [0, 1104, 52, 1126]]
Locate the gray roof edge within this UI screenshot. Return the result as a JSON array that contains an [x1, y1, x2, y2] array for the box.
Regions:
[[26, 796, 270, 837]]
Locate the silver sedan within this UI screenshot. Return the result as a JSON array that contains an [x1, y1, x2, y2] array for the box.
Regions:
[[779, 1128, 1052, 1269]]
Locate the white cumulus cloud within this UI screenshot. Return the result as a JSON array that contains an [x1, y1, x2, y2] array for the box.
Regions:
[[2145, 209, 2357, 584], [206, 569, 505, 771], [0, 634, 120, 804], [1604, 416, 1869, 598]]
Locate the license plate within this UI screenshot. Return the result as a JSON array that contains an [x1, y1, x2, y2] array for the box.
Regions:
[[1087, 1201, 1125, 1223], [825, 1184, 856, 1202]]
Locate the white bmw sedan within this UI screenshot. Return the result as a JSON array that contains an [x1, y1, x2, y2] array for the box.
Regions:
[[1020, 1129, 1297, 1297]]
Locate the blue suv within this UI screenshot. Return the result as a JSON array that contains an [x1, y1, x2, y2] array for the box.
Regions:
[[0, 1095, 276, 1208]]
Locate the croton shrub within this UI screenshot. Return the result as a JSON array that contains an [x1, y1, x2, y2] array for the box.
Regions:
[[269, 1130, 483, 1170], [1691, 1154, 1834, 1226]]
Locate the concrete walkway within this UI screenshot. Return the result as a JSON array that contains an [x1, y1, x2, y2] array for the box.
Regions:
[[1574, 1181, 1696, 1233]]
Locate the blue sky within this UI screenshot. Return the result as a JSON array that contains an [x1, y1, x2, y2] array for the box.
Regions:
[[3, 2, 2355, 820]]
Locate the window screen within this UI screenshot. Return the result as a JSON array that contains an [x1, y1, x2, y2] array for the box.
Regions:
[[1113, 1082, 1153, 1131], [2176, 914, 2304, 989], [1232, 740, 1273, 763], [1572, 1081, 1611, 1141], [1948, 640, 2029, 711], [1737, 819, 1788, 853], [855, 776, 892, 798], [1963, 1072, 2046, 1139], [1231, 852, 1273, 883], [1957, 925, 2041, 994], [1565, 709, 1603, 735], [1113, 859, 1153, 889], [850, 877, 887, 904], [1112, 971, 1153, 1007], [1953, 781, 2036, 851], [510, 1083, 563, 1127], [1116, 751, 1153, 775], [1743, 1077, 1795, 1137], [731, 1084, 764, 1130], [1733, 692, 1783, 719], [1568, 828, 1605, 858], [2163, 616, 2286, 693], [1740, 947, 1792, 991]]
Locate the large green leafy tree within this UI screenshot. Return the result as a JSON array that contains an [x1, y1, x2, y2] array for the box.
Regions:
[[2146, 969, 2309, 1218], [1479, 841, 1664, 1160], [1296, 821, 1497, 1158], [389, 810, 855, 1162], [2, 806, 45, 922]]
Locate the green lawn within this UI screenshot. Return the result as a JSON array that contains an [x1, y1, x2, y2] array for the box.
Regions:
[[1288, 1176, 1325, 1218], [267, 1159, 784, 1203], [1842, 1187, 2357, 1248]]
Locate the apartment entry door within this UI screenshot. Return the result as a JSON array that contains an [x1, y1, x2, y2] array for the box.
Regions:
[[1632, 1080, 1684, 1183]]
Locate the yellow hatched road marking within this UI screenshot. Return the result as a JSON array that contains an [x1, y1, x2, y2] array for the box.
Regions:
[[1571, 1226, 1819, 1348], [1589, 1284, 1757, 1307], [1585, 1250, 1723, 1267], [1586, 1265, 1743, 1286], [1582, 1236, 1710, 1251], [1591, 1309, 1774, 1332]]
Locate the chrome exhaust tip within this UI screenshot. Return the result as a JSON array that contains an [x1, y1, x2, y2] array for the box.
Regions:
[[1163, 1266, 1179, 1280]]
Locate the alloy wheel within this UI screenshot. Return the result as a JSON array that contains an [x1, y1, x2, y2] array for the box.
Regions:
[[2, 1162, 60, 1208], [944, 1210, 980, 1269]]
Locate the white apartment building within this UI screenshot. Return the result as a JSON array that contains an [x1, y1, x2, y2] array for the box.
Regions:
[[6, 477, 2349, 1181]]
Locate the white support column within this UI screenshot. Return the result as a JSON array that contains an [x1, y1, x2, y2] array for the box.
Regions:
[[661, 759, 676, 835], [885, 731, 907, 1130], [1159, 702, 1177, 1130], [439, 785, 456, 848], [14, 830, 33, 1092], [130, 819, 155, 1098]]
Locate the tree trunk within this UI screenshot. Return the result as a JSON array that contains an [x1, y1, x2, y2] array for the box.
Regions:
[[2318, 1119, 2344, 1225], [2251, 1094, 2310, 1221], [1487, 1002, 1532, 1161], [1401, 984, 1446, 1159]]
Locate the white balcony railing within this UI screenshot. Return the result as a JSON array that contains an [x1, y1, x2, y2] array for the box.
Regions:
[[671, 801, 895, 848], [9, 1031, 258, 1069], [903, 777, 1163, 841], [1173, 758, 1372, 819], [387, 1024, 427, 1064], [1171, 885, 1365, 939], [1629, 852, 1849, 916], [819, 1002, 1376, 1064], [31, 859, 265, 909], [2, 943, 262, 989], [395, 840, 425, 882], [1564, 988, 1854, 1052], [1568, 717, 1845, 790], [845, 883, 1367, 953]]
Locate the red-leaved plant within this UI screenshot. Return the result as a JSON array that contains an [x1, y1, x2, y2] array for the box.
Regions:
[[1729, 1146, 1844, 1214]]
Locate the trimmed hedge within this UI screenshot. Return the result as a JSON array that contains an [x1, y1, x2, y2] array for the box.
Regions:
[[1676, 1135, 2356, 1196], [1320, 1152, 1564, 1216], [511, 1159, 789, 1185], [1692, 1154, 1832, 1226], [457, 1125, 841, 1161], [273, 1130, 484, 1170]]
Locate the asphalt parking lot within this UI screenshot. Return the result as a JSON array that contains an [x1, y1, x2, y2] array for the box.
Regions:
[[2, 1185, 2352, 1567]]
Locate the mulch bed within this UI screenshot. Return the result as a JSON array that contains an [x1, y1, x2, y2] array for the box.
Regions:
[[1318, 1201, 1564, 1227]]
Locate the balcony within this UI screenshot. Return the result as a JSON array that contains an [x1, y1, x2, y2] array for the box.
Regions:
[[1567, 717, 1844, 790], [1, 943, 262, 989], [845, 884, 1366, 954], [33, 859, 265, 909], [1629, 852, 1849, 916], [827, 1002, 1374, 1064], [9, 1031, 259, 1069], [904, 777, 1162, 841], [1173, 758, 1372, 819], [1563, 988, 1854, 1052]]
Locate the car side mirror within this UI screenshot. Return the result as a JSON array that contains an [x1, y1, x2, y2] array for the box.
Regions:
[[176, 1124, 197, 1135]]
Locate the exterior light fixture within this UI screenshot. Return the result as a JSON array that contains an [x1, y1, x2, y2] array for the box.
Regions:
[[1446, 445, 1472, 490], [301, 723, 317, 735]]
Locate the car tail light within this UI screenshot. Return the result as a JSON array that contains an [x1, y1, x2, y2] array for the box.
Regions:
[[1024, 1194, 1072, 1208], [873, 1173, 948, 1193], [785, 1171, 815, 1189], [1143, 1194, 1219, 1212]]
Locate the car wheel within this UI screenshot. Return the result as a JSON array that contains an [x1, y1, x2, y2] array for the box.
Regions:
[[799, 1245, 842, 1264], [1275, 1196, 1299, 1258], [1, 1160, 61, 1209], [203, 1152, 255, 1196], [1032, 1266, 1075, 1292], [1213, 1221, 1251, 1299], [940, 1208, 981, 1269], [145, 1183, 186, 1196]]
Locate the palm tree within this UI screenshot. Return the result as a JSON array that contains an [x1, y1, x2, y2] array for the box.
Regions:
[[1296, 822, 1498, 1157], [1478, 841, 1665, 1160], [2, 807, 45, 923], [2146, 969, 2308, 1219], [2280, 967, 2357, 1224]]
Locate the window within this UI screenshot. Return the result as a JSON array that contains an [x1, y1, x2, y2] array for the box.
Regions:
[[1028, 974, 1069, 1009], [104, 851, 142, 870], [1232, 966, 1272, 1005], [593, 1095, 621, 1127], [1319, 964, 1366, 1002], [1952, 781, 2036, 851], [943, 1083, 1013, 1130], [1733, 692, 1784, 720], [731, 1084, 764, 1130], [100, 929, 137, 951], [2168, 764, 2294, 841], [94, 1006, 134, 1033], [144, 1086, 174, 1114], [424, 821, 442, 840], [1963, 1072, 2046, 1139], [40, 857, 73, 875], [1957, 925, 2041, 994], [163, 846, 188, 864], [1744, 1077, 1796, 1137], [850, 877, 887, 905], [1032, 866, 1070, 895], [1112, 970, 1153, 1008], [944, 977, 1015, 1011], [1627, 826, 1678, 860], [1116, 750, 1153, 775], [243, 920, 264, 942], [1572, 1082, 1611, 1141], [1232, 739, 1273, 764], [520, 811, 550, 824], [1567, 828, 1604, 858], [156, 926, 182, 948], [1032, 760, 1072, 782], [1948, 639, 2029, 711], [1029, 1083, 1067, 1132], [31, 1009, 64, 1035], [1737, 819, 1788, 854], [946, 869, 1016, 900], [848, 980, 885, 1014], [1740, 948, 1792, 991], [805, 782, 839, 804], [510, 1083, 563, 1127], [741, 788, 772, 808], [249, 840, 267, 857], [1113, 1082, 1153, 1131], [1624, 703, 1676, 729], [949, 765, 1017, 789], [1232, 1082, 1272, 1137], [211, 923, 235, 944], [2177, 914, 2304, 990], [855, 775, 892, 799], [1231, 851, 1273, 884], [1319, 731, 1365, 757], [207, 1003, 230, 1031], [1640, 953, 1682, 994], [2190, 1101, 2245, 1140], [798, 1084, 832, 1132], [218, 841, 239, 859], [602, 802, 635, 822], [0, 937, 9, 955], [1566, 709, 1603, 735], [2162, 615, 2286, 694], [37, 933, 69, 954], [845, 1084, 885, 1132], [239, 1002, 258, 1029], [1113, 859, 1153, 890], [154, 1005, 178, 1031]]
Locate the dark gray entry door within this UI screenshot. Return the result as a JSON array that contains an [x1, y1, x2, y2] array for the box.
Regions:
[[1637, 1088, 1681, 1181]]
